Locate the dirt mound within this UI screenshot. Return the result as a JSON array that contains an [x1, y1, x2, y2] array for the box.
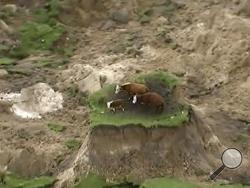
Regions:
[[55, 104, 250, 187]]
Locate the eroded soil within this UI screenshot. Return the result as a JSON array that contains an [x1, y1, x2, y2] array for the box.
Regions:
[[0, 0, 250, 187]]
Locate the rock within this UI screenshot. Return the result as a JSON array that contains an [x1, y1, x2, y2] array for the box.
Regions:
[[11, 83, 63, 119], [0, 69, 8, 78], [59, 58, 138, 95], [111, 8, 129, 24], [0, 20, 13, 34], [2, 4, 18, 14]]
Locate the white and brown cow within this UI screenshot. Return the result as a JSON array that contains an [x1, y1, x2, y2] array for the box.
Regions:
[[133, 92, 165, 113], [106, 99, 126, 112]]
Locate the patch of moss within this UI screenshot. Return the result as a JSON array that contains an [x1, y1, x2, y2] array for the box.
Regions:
[[3, 174, 55, 188], [48, 123, 65, 133], [65, 139, 81, 150]]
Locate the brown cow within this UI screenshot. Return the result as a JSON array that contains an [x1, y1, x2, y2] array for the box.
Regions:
[[115, 82, 149, 95], [132, 92, 164, 113], [107, 99, 126, 112]]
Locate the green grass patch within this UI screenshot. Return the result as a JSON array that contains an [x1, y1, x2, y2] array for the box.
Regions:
[[0, 57, 16, 66], [141, 178, 199, 188], [10, 22, 64, 59], [74, 175, 250, 188], [2, 174, 55, 188], [87, 71, 188, 128], [65, 139, 81, 150], [89, 108, 189, 128], [48, 123, 65, 133], [87, 84, 115, 111], [74, 174, 110, 188], [34, 0, 61, 25], [134, 71, 178, 90]]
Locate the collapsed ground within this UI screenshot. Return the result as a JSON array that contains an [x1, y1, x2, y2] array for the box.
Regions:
[[0, 0, 250, 188]]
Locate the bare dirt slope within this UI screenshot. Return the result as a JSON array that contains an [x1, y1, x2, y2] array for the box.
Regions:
[[0, 0, 250, 187]]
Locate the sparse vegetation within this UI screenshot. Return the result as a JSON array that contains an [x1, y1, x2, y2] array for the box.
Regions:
[[74, 174, 109, 188], [6, 68, 32, 76], [141, 177, 199, 188], [0, 58, 16, 66], [137, 8, 153, 24], [33, 0, 61, 26], [65, 139, 81, 150], [134, 71, 178, 90], [48, 123, 65, 133], [2, 174, 55, 188], [9, 22, 64, 59], [74, 175, 249, 188]]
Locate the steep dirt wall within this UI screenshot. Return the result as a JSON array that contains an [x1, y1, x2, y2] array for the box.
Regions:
[[88, 123, 213, 181], [55, 105, 250, 187]]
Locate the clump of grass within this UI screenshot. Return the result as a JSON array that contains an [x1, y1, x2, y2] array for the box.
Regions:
[[134, 71, 178, 90], [10, 22, 64, 59], [74, 174, 109, 188], [141, 177, 199, 188], [4, 174, 55, 188], [87, 84, 115, 111], [137, 8, 153, 24], [65, 139, 81, 150], [34, 0, 61, 26], [48, 123, 65, 133], [0, 57, 16, 66]]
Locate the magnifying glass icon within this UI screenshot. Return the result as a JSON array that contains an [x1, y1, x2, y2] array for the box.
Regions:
[[210, 148, 243, 180]]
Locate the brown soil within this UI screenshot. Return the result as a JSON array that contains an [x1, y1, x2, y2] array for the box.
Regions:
[[1, 0, 250, 187]]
